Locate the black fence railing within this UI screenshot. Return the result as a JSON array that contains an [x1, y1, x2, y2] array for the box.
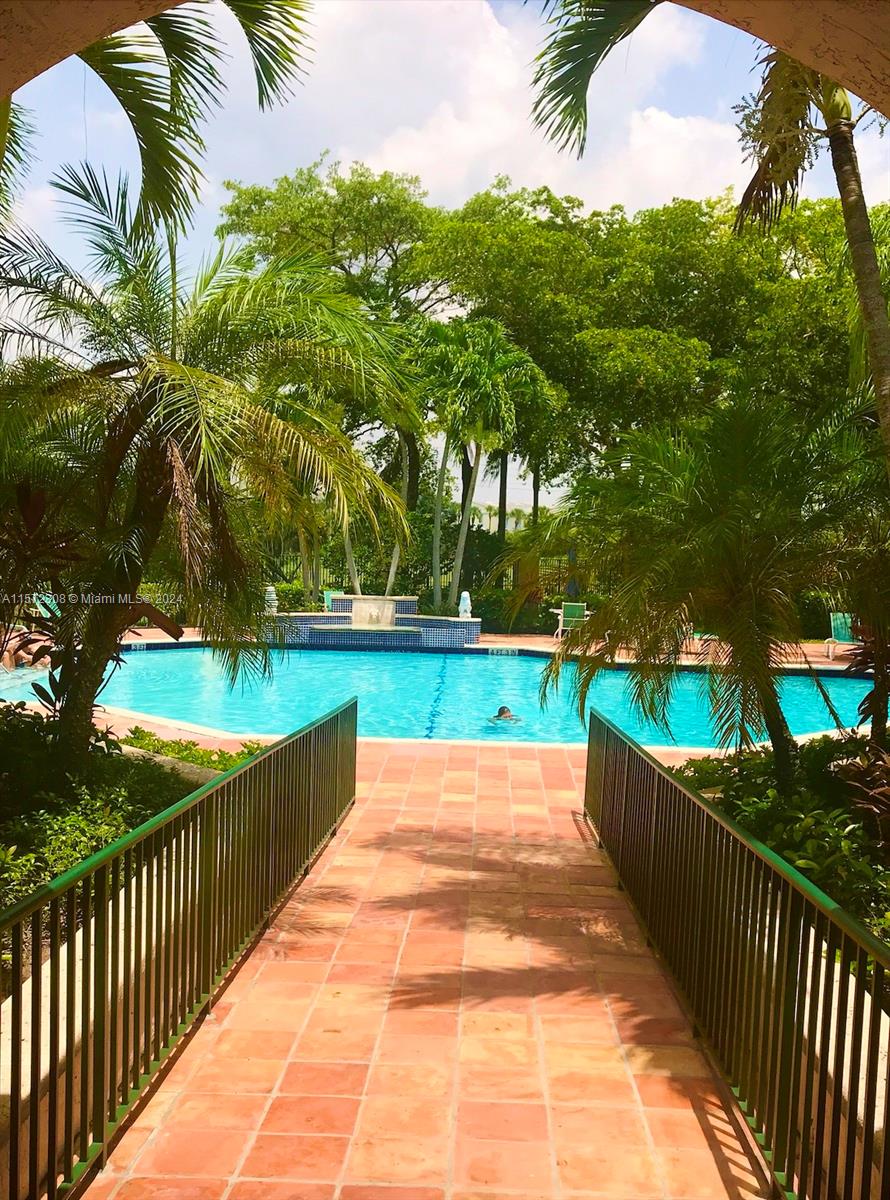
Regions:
[[585, 709, 890, 1200], [0, 698, 357, 1200]]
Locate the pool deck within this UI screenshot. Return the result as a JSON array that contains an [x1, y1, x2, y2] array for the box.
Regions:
[[84, 739, 767, 1200]]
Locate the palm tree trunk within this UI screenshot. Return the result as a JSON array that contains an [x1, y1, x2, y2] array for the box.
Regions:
[[297, 526, 312, 596], [461, 446, 473, 512], [432, 436, 450, 609], [870, 639, 889, 748], [311, 543, 321, 602], [56, 440, 171, 764], [405, 430, 421, 512], [448, 443, 482, 608], [827, 117, 890, 466], [497, 450, 508, 542], [532, 465, 541, 525], [760, 691, 796, 796], [343, 529, 361, 595], [385, 432, 409, 596]]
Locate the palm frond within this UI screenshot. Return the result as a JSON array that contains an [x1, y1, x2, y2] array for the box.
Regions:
[[78, 31, 203, 231], [145, 7, 226, 121], [531, 0, 655, 155], [0, 99, 34, 213], [735, 49, 821, 232], [222, 0, 311, 108]]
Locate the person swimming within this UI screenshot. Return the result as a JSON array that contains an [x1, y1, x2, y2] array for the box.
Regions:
[[490, 705, 519, 723]]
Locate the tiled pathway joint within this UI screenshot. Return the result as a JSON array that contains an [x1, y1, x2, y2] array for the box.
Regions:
[[86, 741, 767, 1200]]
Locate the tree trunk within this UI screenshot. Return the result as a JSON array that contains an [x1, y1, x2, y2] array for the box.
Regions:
[[532, 466, 541, 525], [297, 526, 312, 597], [827, 117, 890, 468], [497, 450, 508, 542], [385, 432, 410, 596], [404, 429, 421, 513], [343, 529, 361, 595], [461, 446, 473, 512], [55, 439, 171, 765], [870, 639, 889, 748], [448, 443, 482, 608], [311, 543, 321, 602], [432, 436, 450, 609], [761, 690, 796, 796]]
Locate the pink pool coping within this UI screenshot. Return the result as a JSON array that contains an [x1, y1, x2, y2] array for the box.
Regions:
[[82, 739, 769, 1200]]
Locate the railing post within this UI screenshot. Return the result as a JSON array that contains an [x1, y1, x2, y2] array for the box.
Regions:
[[198, 794, 217, 1004]]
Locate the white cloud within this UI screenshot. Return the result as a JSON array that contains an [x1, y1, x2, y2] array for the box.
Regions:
[[316, 0, 718, 208], [854, 127, 890, 206], [15, 186, 57, 240], [594, 107, 750, 210]]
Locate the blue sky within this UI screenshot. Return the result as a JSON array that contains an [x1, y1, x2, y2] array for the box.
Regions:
[[11, 0, 890, 503]]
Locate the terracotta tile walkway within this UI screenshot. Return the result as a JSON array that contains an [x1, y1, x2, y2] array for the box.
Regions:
[[86, 741, 768, 1200]]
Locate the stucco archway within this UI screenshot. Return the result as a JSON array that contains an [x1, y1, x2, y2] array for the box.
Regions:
[[1, 0, 889, 118]]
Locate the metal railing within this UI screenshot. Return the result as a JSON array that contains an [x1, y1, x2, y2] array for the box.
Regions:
[[586, 709, 890, 1200], [0, 698, 357, 1200]]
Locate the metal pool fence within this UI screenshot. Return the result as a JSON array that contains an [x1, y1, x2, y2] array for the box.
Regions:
[[0, 698, 358, 1200], [585, 709, 890, 1200]]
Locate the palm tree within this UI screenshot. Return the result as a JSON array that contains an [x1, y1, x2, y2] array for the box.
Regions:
[[509, 507, 527, 531], [532, 1, 890, 466], [0, 167, 405, 762], [416, 318, 525, 608], [484, 503, 498, 532], [0, 1, 309, 227], [534, 396, 863, 792]]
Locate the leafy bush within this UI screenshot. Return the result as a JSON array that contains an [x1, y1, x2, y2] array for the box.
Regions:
[[122, 727, 263, 772], [676, 736, 890, 938], [796, 589, 831, 639], [0, 712, 191, 913], [274, 582, 307, 611]]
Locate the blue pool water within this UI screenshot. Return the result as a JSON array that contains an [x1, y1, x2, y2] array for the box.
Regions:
[[0, 647, 871, 746]]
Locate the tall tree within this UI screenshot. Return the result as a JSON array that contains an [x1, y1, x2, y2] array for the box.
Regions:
[[219, 157, 432, 551], [218, 157, 446, 317], [0, 168, 405, 761], [415, 318, 530, 608]]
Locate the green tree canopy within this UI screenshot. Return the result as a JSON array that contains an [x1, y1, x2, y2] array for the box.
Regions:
[[218, 156, 446, 317]]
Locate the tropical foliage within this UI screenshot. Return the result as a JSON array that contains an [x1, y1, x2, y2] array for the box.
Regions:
[[0, 168, 405, 761], [1, 0, 310, 227]]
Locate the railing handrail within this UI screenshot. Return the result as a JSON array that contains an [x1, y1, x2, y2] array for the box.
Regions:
[[0, 696, 359, 931], [587, 704, 890, 970]]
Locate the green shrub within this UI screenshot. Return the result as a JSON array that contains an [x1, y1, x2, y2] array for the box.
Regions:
[[0, 702, 193, 912], [122, 727, 263, 772], [675, 736, 890, 938], [796, 589, 831, 639], [274, 582, 306, 611]]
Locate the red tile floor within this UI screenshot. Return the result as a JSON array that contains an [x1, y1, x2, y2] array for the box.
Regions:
[[85, 741, 768, 1200]]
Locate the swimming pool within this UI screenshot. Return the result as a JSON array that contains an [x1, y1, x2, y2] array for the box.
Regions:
[[0, 646, 870, 746]]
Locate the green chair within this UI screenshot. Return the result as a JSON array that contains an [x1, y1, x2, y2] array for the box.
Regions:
[[552, 601, 587, 639], [324, 589, 345, 612], [830, 612, 853, 642]]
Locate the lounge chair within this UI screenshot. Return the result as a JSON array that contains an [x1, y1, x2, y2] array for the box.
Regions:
[[552, 601, 587, 640]]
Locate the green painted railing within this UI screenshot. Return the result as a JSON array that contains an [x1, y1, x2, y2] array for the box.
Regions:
[[586, 709, 890, 1200], [0, 697, 357, 1200]]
